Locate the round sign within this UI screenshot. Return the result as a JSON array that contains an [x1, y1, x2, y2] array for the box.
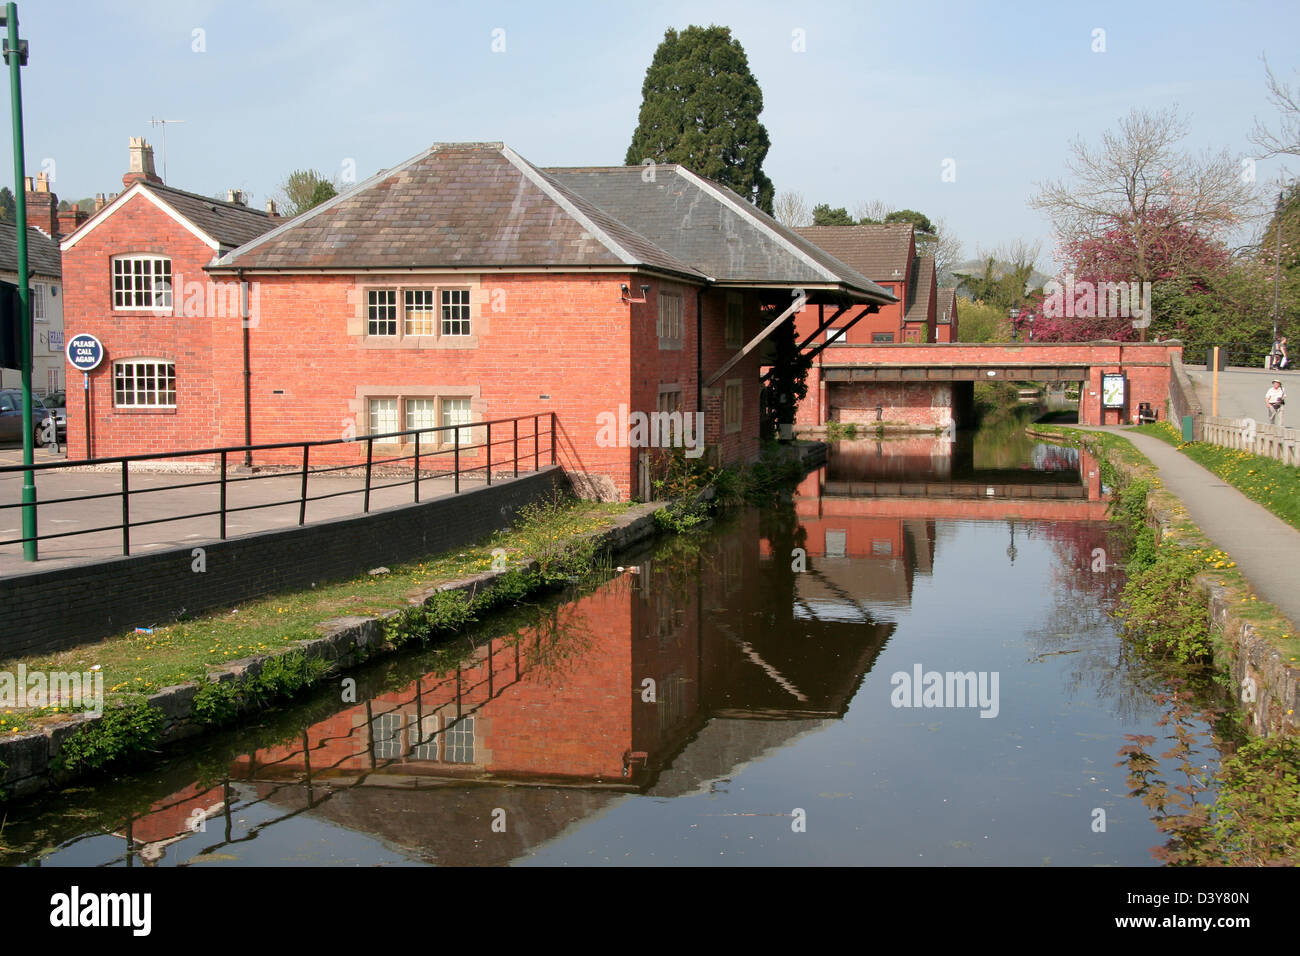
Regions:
[[66, 333, 104, 372]]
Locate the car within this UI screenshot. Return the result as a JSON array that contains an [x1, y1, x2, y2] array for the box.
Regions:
[[42, 390, 66, 442], [0, 389, 50, 446]]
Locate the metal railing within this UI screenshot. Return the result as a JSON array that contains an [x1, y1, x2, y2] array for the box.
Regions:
[[0, 412, 556, 559], [1199, 342, 1286, 370]]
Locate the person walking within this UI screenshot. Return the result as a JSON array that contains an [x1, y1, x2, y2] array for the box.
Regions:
[[1266, 379, 1287, 426]]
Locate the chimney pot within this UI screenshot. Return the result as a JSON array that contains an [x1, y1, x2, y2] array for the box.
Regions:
[[226, 189, 245, 205], [123, 136, 162, 187], [94, 192, 106, 212], [265, 198, 278, 216]]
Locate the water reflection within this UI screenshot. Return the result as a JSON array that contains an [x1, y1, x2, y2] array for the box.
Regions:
[[0, 429, 1212, 867]]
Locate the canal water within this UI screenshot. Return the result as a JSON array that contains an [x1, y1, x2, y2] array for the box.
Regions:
[[0, 431, 1220, 867]]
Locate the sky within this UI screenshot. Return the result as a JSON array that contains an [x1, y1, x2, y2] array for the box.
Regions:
[[4, 0, 1299, 273]]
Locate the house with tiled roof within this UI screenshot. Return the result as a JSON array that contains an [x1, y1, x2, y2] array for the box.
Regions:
[[935, 287, 959, 342], [0, 220, 64, 395], [62, 140, 894, 499], [58, 138, 279, 457]]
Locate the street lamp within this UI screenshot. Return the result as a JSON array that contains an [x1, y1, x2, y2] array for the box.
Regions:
[[1009, 307, 1021, 342]]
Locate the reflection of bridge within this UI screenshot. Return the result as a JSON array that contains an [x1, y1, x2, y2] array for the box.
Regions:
[[797, 340, 1183, 429]]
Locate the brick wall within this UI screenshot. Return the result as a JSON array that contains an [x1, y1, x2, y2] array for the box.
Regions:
[[0, 467, 567, 656]]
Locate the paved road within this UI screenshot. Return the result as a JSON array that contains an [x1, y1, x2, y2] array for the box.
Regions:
[[0, 444, 493, 576], [1083, 426, 1300, 630], [1184, 365, 1300, 425]]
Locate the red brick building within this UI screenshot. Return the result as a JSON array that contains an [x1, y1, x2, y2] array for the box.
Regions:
[[935, 287, 959, 343], [60, 140, 894, 500], [59, 138, 278, 458]]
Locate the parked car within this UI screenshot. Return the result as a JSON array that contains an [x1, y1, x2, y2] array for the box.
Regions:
[[42, 390, 66, 442], [0, 389, 49, 446]]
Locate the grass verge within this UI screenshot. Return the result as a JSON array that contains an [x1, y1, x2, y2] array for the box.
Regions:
[[0, 494, 630, 736]]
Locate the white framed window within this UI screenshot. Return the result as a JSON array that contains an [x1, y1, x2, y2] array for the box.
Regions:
[[410, 714, 439, 761], [31, 283, 46, 322], [725, 293, 743, 348], [444, 716, 475, 764], [441, 289, 471, 336], [657, 291, 683, 348], [372, 711, 405, 760], [405, 397, 438, 443], [724, 379, 742, 434], [113, 359, 175, 408], [368, 397, 399, 437], [368, 289, 397, 336], [404, 290, 436, 336], [112, 256, 172, 310], [441, 396, 473, 445], [826, 327, 846, 345], [46, 367, 60, 393]]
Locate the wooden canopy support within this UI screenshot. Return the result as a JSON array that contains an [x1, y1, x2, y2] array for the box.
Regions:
[[800, 306, 877, 366], [705, 294, 807, 388]]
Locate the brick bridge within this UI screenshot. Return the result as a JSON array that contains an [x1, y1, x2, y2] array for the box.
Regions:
[[795, 341, 1183, 429]]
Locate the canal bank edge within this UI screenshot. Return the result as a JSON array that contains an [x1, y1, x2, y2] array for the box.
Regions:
[[0, 440, 832, 804], [1028, 425, 1300, 738], [0, 500, 671, 804]]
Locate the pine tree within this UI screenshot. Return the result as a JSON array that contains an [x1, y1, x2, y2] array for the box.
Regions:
[[626, 25, 774, 214]]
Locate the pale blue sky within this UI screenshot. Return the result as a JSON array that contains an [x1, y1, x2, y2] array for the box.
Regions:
[[6, 0, 1299, 269]]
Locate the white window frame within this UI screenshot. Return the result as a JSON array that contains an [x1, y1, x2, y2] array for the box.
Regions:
[[113, 359, 176, 408], [31, 283, 46, 322], [826, 327, 846, 345], [368, 289, 398, 337], [403, 289, 437, 336], [367, 397, 399, 437], [112, 255, 173, 311], [440, 288, 472, 337], [440, 396, 474, 447]]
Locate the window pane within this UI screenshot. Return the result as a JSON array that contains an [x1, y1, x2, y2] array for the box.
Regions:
[[406, 398, 438, 442], [112, 360, 176, 407], [441, 397, 472, 444], [368, 398, 398, 436], [441, 289, 470, 336], [445, 716, 474, 763], [368, 290, 397, 336], [404, 290, 436, 336]]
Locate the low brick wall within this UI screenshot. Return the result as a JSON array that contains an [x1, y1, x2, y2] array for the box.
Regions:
[[0, 467, 569, 657]]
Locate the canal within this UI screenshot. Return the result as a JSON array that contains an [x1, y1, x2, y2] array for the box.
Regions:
[[0, 429, 1220, 866]]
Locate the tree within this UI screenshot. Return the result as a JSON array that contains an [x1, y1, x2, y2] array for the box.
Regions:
[[1030, 106, 1258, 292], [1251, 56, 1300, 162], [852, 199, 891, 224], [309, 180, 338, 208], [276, 169, 338, 218], [626, 25, 774, 214], [884, 209, 935, 236], [956, 300, 1014, 342], [811, 203, 854, 226], [0, 187, 14, 222], [953, 241, 1040, 313], [773, 190, 810, 228], [913, 215, 962, 285]]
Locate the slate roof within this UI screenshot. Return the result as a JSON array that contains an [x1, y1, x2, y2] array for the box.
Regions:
[[0, 221, 61, 278], [905, 254, 935, 325], [936, 287, 957, 324], [144, 183, 278, 253], [215, 145, 894, 303], [216, 143, 704, 279], [795, 223, 914, 284], [547, 166, 895, 302]]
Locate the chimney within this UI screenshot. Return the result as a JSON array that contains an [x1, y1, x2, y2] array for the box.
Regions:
[[93, 192, 106, 212], [24, 174, 57, 237], [56, 207, 88, 236], [265, 198, 278, 217], [123, 136, 162, 187], [226, 188, 245, 206]]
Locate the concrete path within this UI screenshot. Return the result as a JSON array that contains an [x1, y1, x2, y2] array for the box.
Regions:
[[0, 442, 494, 576], [1184, 365, 1300, 425], [1083, 425, 1300, 630]]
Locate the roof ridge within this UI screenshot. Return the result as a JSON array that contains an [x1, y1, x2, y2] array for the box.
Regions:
[[499, 147, 641, 268], [146, 181, 272, 218]]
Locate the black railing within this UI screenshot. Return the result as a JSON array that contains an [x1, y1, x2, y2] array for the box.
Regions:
[[0, 412, 557, 559], [1200, 341, 1285, 370]]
